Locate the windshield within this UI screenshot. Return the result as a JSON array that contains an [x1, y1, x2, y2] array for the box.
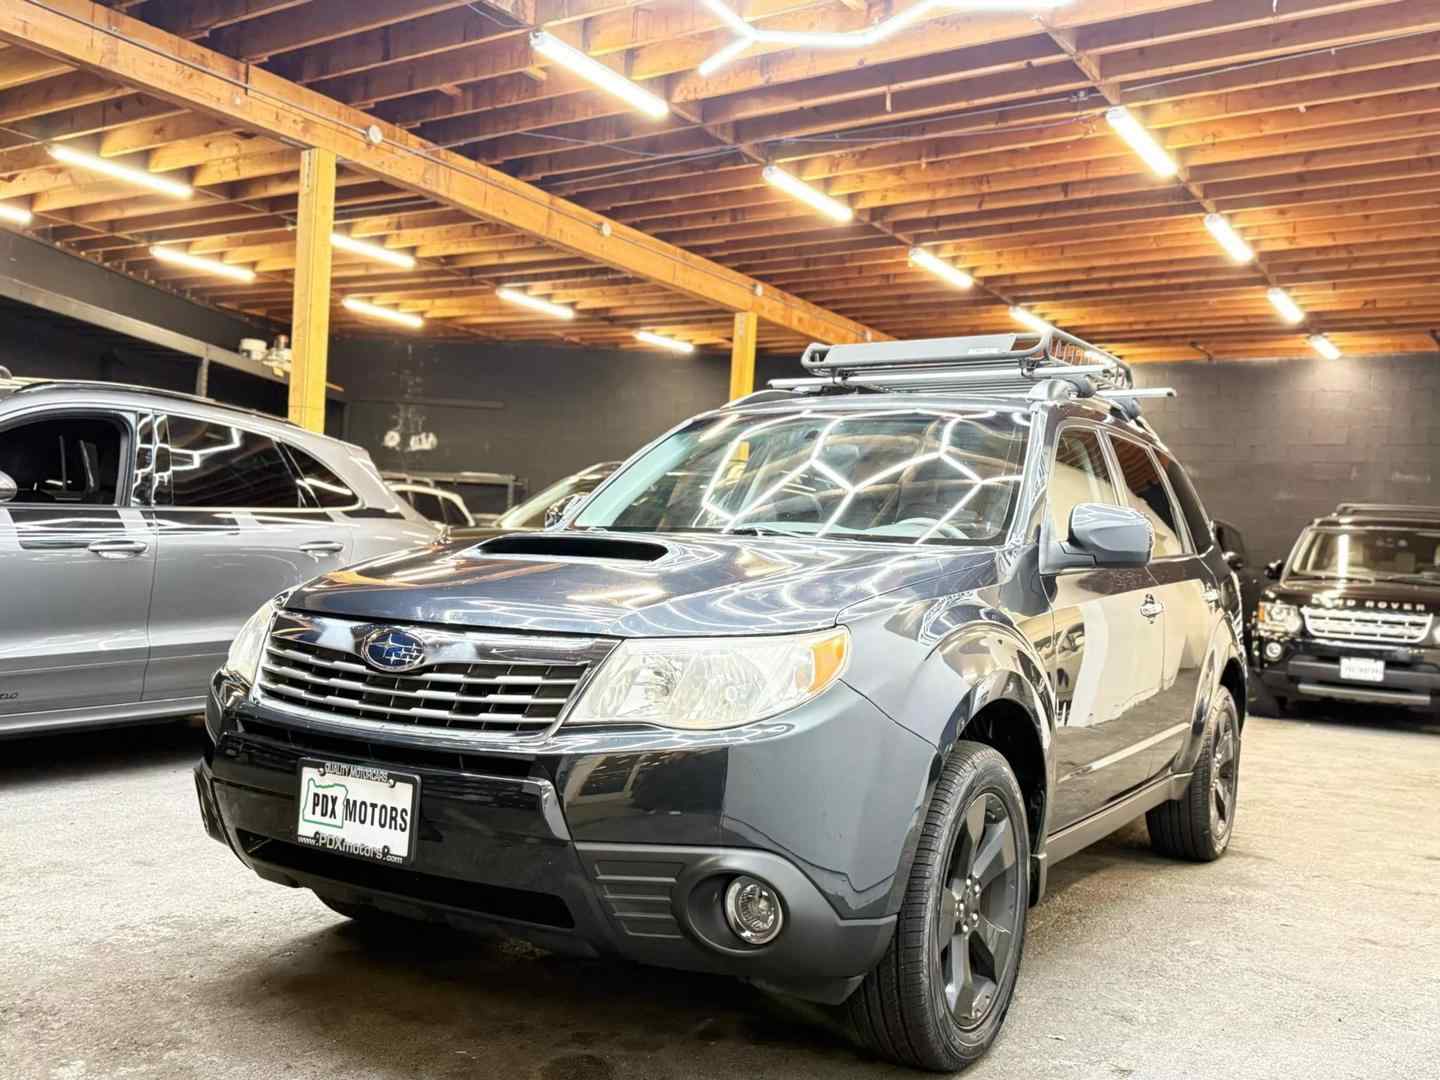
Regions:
[[1288, 526, 1440, 583], [573, 405, 1028, 546], [497, 465, 614, 529]]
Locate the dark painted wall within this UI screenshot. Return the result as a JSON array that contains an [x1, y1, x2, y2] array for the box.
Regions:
[[1135, 353, 1440, 563]]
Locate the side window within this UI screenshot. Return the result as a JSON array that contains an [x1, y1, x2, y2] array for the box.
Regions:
[[410, 491, 444, 522], [1048, 428, 1118, 537], [0, 413, 126, 506], [1158, 451, 1211, 553], [442, 497, 471, 527], [1108, 437, 1183, 558], [167, 416, 302, 509], [286, 445, 358, 509]]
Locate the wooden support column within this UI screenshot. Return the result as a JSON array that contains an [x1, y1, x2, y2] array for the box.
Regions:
[[729, 311, 758, 401], [288, 147, 336, 432]]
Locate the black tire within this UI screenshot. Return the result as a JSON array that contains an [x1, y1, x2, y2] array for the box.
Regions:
[[1147, 689, 1241, 862], [845, 741, 1030, 1072]]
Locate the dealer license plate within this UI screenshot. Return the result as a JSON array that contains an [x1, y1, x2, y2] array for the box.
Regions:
[[1339, 657, 1385, 684], [296, 760, 418, 864]]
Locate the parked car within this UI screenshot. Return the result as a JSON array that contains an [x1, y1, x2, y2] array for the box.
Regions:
[[0, 377, 439, 737], [1251, 502, 1440, 718], [1213, 518, 1262, 652], [194, 334, 1245, 1072], [389, 482, 476, 531], [450, 460, 620, 540]]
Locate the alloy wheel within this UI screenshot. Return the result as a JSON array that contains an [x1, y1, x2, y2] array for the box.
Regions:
[[1211, 713, 1239, 840]]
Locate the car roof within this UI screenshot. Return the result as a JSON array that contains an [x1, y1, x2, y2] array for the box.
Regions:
[[0, 377, 289, 423], [1311, 513, 1440, 529]]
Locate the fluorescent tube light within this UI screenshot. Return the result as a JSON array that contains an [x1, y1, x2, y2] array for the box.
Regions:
[[1104, 106, 1178, 178], [1203, 212, 1254, 263], [530, 31, 668, 119], [1308, 334, 1341, 360], [697, 36, 754, 77], [150, 246, 255, 283], [342, 297, 424, 329], [49, 144, 192, 200], [330, 232, 416, 270], [496, 287, 575, 320], [0, 203, 32, 226], [635, 331, 695, 354], [763, 165, 853, 223], [1010, 306, 1055, 335], [1266, 287, 1304, 325], [909, 247, 973, 290]]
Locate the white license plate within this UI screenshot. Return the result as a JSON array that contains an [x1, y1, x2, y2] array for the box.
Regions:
[[1339, 657, 1386, 683], [296, 760, 418, 864]]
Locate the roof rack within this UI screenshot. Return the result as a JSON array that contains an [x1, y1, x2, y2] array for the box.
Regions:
[[769, 331, 1173, 407], [1333, 502, 1440, 518]]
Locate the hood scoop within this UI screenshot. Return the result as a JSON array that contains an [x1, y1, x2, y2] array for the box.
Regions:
[[478, 533, 669, 562]]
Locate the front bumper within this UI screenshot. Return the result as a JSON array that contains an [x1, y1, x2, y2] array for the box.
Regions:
[[1253, 635, 1440, 711], [195, 673, 924, 1003]]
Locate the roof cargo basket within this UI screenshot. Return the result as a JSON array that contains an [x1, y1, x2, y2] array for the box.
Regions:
[[769, 331, 1172, 406]]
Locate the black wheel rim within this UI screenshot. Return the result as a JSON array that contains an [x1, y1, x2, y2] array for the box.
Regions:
[[935, 790, 1021, 1030], [1211, 712, 1239, 840]]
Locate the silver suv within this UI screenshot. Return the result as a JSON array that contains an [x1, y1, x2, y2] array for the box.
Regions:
[[0, 378, 438, 736]]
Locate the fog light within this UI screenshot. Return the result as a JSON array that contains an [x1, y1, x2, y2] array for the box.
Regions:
[[723, 876, 784, 945], [1264, 641, 1284, 661]]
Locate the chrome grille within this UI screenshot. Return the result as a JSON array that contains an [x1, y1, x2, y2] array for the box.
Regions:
[[1301, 607, 1433, 645], [255, 612, 613, 742]]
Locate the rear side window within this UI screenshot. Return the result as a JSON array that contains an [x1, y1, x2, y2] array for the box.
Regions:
[[1048, 428, 1117, 537], [286, 445, 358, 509], [1158, 452, 1211, 553], [1108, 436, 1184, 558], [167, 417, 302, 509]]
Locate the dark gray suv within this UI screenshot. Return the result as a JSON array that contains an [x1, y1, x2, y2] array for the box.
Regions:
[[195, 334, 1246, 1072]]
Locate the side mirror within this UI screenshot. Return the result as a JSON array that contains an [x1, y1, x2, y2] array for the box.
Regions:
[[1265, 559, 1284, 580], [543, 492, 587, 530], [1223, 550, 1245, 571], [1047, 502, 1153, 571], [0, 469, 16, 504]]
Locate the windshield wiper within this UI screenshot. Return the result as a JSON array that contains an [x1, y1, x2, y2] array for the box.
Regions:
[[724, 525, 810, 538]]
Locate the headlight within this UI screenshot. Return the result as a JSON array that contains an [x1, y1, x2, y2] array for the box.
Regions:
[[225, 595, 281, 686], [1256, 601, 1302, 635], [566, 627, 850, 730]]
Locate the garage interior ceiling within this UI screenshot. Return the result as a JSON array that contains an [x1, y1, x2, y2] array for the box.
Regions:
[[0, 0, 1439, 362]]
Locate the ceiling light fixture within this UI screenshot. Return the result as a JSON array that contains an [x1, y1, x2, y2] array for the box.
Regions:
[[530, 31, 669, 119], [1308, 334, 1341, 360], [1203, 212, 1255, 263], [909, 247, 974, 290], [0, 203, 33, 226], [496, 286, 576, 320], [1104, 106, 1178, 178], [49, 144, 192, 200], [635, 331, 696, 354], [1266, 287, 1305, 325], [149, 246, 255, 283], [763, 165, 853, 223], [1010, 306, 1056, 335], [342, 297, 424, 329], [330, 232, 416, 270]]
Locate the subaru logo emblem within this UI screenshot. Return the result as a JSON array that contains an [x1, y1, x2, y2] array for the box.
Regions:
[[360, 627, 427, 673]]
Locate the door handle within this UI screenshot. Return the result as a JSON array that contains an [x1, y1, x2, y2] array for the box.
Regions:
[[1139, 594, 1164, 621], [299, 540, 345, 557], [87, 538, 149, 559], [1203, 586, 1221, 607]]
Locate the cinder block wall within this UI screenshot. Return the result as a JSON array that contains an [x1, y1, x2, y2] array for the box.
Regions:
[[1136, 353, 1440, 563]]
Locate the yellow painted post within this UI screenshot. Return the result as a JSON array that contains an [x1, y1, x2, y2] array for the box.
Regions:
[[729, 310, 758, 401], [288, 147, 336, 432]]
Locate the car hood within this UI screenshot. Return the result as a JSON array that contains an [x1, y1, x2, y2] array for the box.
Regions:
[[287, 531, 964, 637], [1266, 577, 1440, 612]]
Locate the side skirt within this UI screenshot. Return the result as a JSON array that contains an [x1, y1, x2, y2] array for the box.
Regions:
[[1044, 772, 1192, 865], [0, 696, 204, 738]]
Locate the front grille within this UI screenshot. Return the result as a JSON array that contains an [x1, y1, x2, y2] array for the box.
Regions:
[[255, 612, 614, 742], [1301, 606, 1434, 645]]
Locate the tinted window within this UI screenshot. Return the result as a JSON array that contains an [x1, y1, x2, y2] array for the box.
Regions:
[[167, 417, 301, 509], [0, 414, 125, 506], [409, 491, 445, 522], [1049, 428, 1117, 537], [1108, 436, 1183, 558], [1159, 452, 1210, 552], [287, 445, 357, 509]]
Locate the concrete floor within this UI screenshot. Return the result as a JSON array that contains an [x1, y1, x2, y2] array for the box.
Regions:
[[2, 709, 1438, 1080]]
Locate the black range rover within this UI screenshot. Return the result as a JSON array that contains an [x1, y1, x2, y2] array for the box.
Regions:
[[1252, 503, 1440, 717]]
